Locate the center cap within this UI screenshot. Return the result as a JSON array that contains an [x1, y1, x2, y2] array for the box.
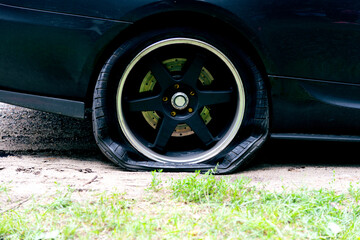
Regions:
[[171, 92, 189, 110]]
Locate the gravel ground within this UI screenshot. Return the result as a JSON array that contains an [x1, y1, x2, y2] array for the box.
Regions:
[[1, 102, 360, 203]]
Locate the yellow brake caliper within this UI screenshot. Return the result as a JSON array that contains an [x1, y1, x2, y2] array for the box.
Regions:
[[140, 58, 213, 137]]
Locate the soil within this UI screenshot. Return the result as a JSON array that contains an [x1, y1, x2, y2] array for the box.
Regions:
[[1, 102, 360, 205]]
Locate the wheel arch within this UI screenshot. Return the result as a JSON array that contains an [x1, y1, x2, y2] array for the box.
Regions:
[[84, 10, 270, 109], [90, 8, 270, 173]]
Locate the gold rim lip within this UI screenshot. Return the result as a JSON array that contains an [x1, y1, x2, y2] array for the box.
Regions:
[[116, 38, 246, 164]]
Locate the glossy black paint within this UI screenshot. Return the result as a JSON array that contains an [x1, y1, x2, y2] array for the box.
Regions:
[[0, 3, 129, 99], [270, 76, 360, 135], [0, 0, 360, 137]]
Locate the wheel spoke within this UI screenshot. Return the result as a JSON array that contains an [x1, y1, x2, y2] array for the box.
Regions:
[[182, 55, 205, 88], [152, 117, 178, 149], [198, 89, 233, 108], [127, 95, 163, 112], [186, 113, 214, 146], [149, 58, 175, 90]]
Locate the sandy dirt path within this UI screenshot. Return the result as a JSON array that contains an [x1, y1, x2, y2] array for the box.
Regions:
[[1, 102, 360, 204]]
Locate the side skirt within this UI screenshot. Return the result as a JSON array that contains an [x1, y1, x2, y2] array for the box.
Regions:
[[271, 133, 360, 142], [0, 89, 85, 118]]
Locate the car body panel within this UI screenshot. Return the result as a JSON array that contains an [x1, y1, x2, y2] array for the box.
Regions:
[[0, 3, 130, 99], [0, 0, 359, 85], [270, 76, 360, 135], [0, 0, 360, 136], [241, 0, 360, 85]]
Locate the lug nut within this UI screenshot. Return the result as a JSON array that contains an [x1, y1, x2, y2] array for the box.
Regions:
[[188, 108, 193, 113], [174, 84, 180, 89], [162, 97, 168, 102], [171, 111, 177, 117]]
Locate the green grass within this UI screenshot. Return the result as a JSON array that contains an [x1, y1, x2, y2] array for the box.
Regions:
[[1, 171, 360, 239], [147, 169, 164, 192]]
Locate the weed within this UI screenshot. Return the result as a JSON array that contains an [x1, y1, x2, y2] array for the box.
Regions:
[[147, 169, 163, 192]]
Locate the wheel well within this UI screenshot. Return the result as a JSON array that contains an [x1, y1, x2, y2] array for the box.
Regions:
[[85, 11, 268, 108]]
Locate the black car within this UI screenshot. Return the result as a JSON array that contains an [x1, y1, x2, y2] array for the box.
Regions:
[[0, 0, 359, 173]]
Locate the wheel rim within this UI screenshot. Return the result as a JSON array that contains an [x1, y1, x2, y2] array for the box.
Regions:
[[116, 38, 245, 164]]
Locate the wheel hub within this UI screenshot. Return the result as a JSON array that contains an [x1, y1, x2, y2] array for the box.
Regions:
[[139, 58, 213, 137], [171, 92, 189, 110]]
